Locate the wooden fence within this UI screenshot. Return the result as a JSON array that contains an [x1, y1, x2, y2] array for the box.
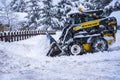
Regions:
[[0, 30, 56, 42]]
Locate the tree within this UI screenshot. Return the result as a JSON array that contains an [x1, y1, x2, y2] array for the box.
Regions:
[[84, 0, 113, 10], [104, 0, 120, 16], [39, 0, 54, 30], [114, 1, 120, 11], [0, 0, 17, 31], [55, 0, 72, 29], [25, 0, 41, 30], [10, 0, 26, 12]]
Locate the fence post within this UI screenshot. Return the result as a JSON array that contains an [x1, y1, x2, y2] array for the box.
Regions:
[[24, 31, 26, 39], [10, 32, 13, 42], [22, 31, 24, 40], [27, 30, 29, 38], [8, 32, 10, 42], [4, 32, 6, 42], [0, 32, 3, 41]]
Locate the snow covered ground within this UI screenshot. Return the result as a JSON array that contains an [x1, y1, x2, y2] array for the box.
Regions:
[[0, 30, 120, 80]]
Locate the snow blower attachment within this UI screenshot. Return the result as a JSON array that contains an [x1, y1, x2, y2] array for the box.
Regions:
[[46, 33, 62, 57], [46, 10, 117, 57]]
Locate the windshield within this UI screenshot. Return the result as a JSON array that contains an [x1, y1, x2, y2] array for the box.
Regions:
[[74, 16, 99, 24], [74, 17, 85, 24]]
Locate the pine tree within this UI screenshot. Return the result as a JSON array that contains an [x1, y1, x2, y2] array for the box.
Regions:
[[0, 0, 17, 31], [39, 0, 54, 30], [89, 0, 102, 9], [86, 0, 113, 10], [104, 0, 120, 16], [114, 1, 120, 11], [83, 0, 94, 10], [25, 0, 40, 30], [56, 0, 72, 29], [10, 0, 26, 12]]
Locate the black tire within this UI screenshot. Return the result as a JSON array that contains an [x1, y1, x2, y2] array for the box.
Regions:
[[91, 37, 108, 52], [68, 42, 83, 55]]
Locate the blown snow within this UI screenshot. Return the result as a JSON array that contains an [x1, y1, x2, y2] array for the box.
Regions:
[[0, 31, 120, 80]]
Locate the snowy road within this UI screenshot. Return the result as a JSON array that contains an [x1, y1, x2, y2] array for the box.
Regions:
[[0, 30, 120, 80]]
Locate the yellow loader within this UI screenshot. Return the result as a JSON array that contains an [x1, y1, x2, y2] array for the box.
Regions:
[[46, 10, 117, 57]]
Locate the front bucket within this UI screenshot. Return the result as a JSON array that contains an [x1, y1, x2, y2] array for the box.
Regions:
[[46, 33, 62, 57], [47, 42, 62, 57]]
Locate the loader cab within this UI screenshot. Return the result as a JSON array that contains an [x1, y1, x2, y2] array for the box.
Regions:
[[69, 12, 101, 24], [69, 13, 85, 24]]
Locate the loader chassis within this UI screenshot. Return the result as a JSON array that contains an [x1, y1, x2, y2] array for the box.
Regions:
[[47, 10, 117, 57]]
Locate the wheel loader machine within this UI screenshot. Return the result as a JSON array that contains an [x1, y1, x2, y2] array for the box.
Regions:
[[46, 10, 117, 57]]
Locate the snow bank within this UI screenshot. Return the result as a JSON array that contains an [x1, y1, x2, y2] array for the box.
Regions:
[[0, 32, 61, 60], [0, 30, 120, 80], [0, 49, 32, 73], [6, 35, 50, 59]]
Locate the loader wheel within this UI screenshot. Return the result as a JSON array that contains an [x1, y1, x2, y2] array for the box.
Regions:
[[92, 38, 108, 52], [69, 43, 83, 55]]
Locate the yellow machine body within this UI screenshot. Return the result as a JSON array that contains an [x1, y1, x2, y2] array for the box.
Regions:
[[82, 33, 116, 52]]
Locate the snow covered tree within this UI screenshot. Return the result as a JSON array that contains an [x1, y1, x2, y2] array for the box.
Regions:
[[39, 0, 54, 30], [0, 0, 17, 31], [83, 0, 94, 10], [83, 0, 112, 10], [25, 0, 41, 30], [104, 0, 120, 16], [90, 0, 103, 9], [10, 0, 26, 12], [114, 1, 120, 11], [55, 0, 72, 29]]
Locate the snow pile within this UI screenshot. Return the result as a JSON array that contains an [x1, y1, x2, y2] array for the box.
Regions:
[[0, 49, 31, 73], [0, 31, 61, 60], [0, 36, 49, 60], [0, 30, 120, 80]]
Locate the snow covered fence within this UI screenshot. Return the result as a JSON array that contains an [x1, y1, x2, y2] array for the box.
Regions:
[[0, 30, 56, 42]]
